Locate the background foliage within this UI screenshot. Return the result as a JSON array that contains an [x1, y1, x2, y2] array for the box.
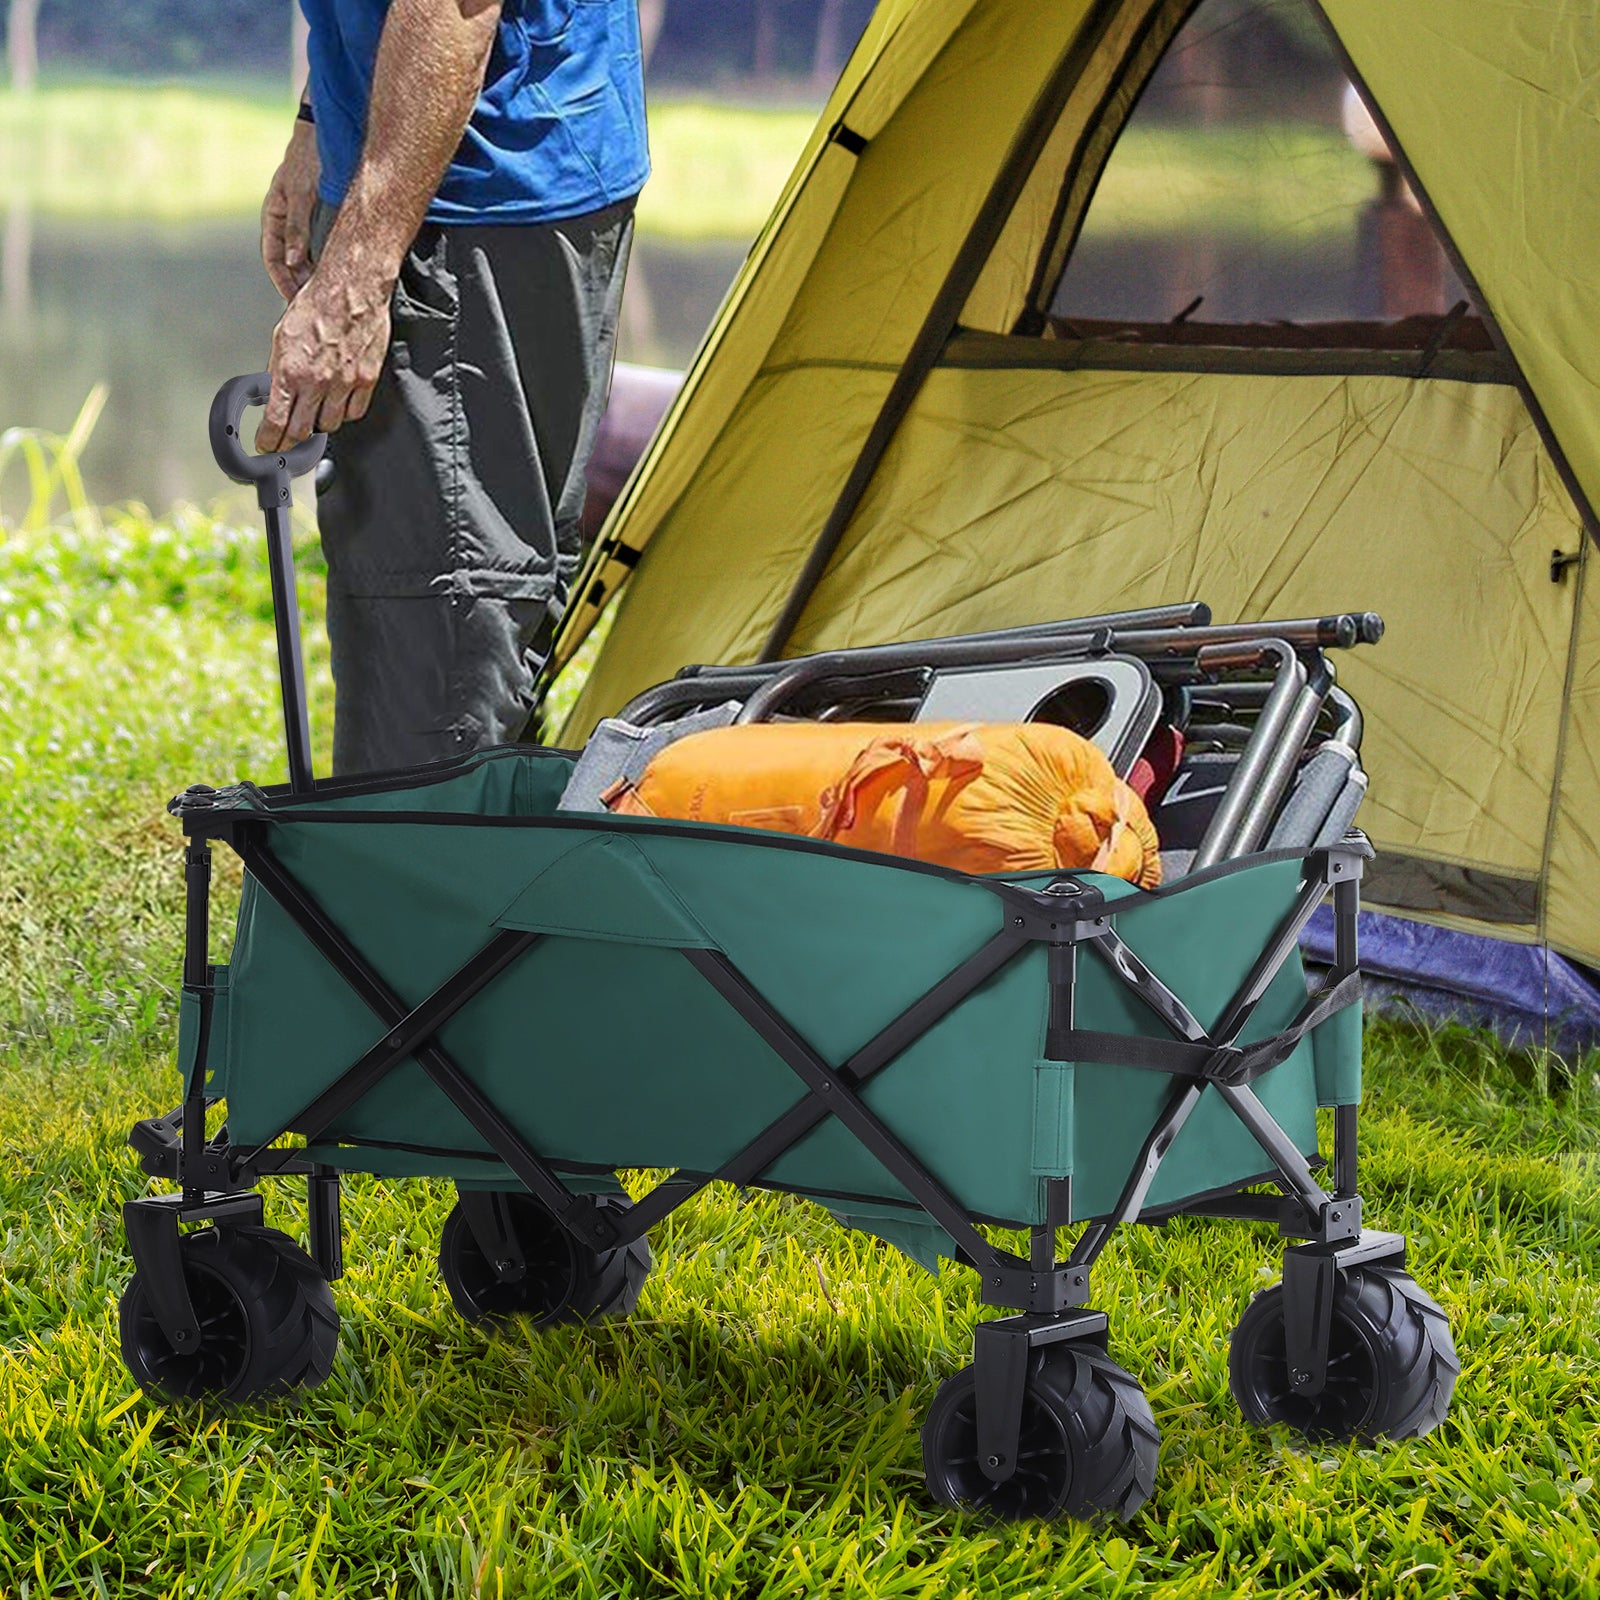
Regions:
[[4, 0, 878, 85]]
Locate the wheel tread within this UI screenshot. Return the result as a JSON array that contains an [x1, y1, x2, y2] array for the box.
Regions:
[[923, 1344, 1159, 1524], [1228, 1262, 1457, 1443], [120, 1223, 338, 1405], [439, 1190, 652, 1328]]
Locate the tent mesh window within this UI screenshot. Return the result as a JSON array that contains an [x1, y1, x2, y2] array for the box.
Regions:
[[1034, 0, 1488, 367]]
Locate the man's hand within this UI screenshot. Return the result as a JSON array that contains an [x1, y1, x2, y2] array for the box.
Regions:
[[257, 0, 502, 450], [256, 261, 393, 450], [261, 119, 321, 302]]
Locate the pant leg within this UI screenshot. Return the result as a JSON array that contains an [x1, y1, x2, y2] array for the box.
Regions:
[[309, 199, 635, 777]]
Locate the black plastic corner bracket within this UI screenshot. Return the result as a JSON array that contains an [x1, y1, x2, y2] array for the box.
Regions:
[[130, 1106, 259, 1191], [1281, 1228, 1404, 1397], [123, 1190, 265, 1353], [976, 1259, 1092, 1314], [973, 1309, 1111, 1485], [993, 878, 1112, 944]]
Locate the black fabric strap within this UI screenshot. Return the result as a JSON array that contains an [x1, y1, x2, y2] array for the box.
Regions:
[[830, 122, 868, 156], [1218, 970, 1363, 1086], [1052, 1030, 1220, 1077], [1054, 971, 1362, 1088]]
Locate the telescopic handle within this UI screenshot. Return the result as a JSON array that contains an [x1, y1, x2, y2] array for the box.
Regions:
[[208, 372, 326, 509], [209, 374, 322, 793]]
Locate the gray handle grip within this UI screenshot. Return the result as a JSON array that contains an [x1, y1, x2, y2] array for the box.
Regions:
[[208, 373, 326, 506]]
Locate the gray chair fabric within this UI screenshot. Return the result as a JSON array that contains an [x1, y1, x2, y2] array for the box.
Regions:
[[1266, 745, 1368, 852], [556, 701, 742, 813]]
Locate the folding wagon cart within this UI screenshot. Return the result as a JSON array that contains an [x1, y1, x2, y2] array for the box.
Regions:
[[116, 379, 1458, 1523]]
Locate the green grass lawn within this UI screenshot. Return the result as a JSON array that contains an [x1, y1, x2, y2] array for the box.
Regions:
[[0, 82, 817, 240], [2, 509, 1599, 1597]]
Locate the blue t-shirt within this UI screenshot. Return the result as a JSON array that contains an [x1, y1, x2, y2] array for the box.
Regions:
[[300, 0, 649, 225]]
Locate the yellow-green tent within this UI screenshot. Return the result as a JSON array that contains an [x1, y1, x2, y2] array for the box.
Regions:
[[551, 0, 1600, 970]]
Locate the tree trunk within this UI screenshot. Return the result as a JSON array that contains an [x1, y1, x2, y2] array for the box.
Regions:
[[811, 0, 847, 94], [8, 0, 40, 95], [753, 0, 778, 81], [638, 0, 666, 70]]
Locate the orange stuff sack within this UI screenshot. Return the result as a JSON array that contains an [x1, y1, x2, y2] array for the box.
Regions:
[[605, 721, 1162, 886]]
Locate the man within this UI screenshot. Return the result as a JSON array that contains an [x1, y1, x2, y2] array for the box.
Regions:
[[257, 0, 647, 774]]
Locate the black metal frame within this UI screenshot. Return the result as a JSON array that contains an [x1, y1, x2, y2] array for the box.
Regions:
[[127, 786, 1382, 1489], [161, 375, 1399, 1479]]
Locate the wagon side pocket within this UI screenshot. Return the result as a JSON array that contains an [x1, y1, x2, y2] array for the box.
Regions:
[[1031, 1059, 1075, 1179], [1311, 994, 1362, 1106], [177, 963, 231, 1099]]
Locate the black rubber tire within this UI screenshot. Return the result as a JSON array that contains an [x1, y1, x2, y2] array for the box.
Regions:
[[438, 1191, 651, 1328], [921, 1344, 1160, 1523], [119, 1223, 339, 1405], [1229, 1263, 1459, 1442]]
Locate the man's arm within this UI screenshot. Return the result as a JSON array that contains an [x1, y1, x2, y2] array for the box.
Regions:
[[261, 85, 319, 303], [257, 0, 503, 451]]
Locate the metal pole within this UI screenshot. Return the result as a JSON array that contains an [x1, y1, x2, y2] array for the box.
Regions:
[[1192, 640, 1307, 869], [180, 840, 212, 1205], [1332, 874, 1361, 1197], [263, 502, 314, 793], [1231, 660, 1333, 856], [208, 375, 325, 792]]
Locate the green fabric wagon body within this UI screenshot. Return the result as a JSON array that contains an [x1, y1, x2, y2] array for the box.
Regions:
[[188, 746, 1361, 1263]]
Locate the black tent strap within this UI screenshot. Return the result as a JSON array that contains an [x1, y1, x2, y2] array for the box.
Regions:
[[829, 121, 868, 157], [1050, 970, 1362, 1089]]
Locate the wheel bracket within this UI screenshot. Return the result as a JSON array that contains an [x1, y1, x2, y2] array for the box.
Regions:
[[1281, 1228, 1405, 1396], [460, 1188, 529, 1285], [308, 1165, 344, 1282], [973, 1309, 1109, 1485], [123, 1190, 265, 1352]]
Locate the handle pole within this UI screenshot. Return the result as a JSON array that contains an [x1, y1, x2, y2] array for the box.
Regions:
[[209, 374, 326, 792], [264, 503, 315, 794]]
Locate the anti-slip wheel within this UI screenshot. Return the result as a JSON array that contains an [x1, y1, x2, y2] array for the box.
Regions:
[[119, 1223, 339, 1404], [1229, 1262, 1458, 1441], [438, 1191, 650, 1328], [921, 1344, 1159, 1522]]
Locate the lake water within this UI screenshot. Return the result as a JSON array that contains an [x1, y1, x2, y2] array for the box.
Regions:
[[0, 195, 1442, 518], [0, 213, 746, 515]]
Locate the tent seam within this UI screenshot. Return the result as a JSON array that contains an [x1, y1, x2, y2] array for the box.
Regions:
[[1536, 539, 1589, 946], [757, 0, 1131, 663]]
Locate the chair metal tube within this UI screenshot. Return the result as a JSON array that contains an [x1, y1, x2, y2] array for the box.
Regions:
[[686, 602, 1213, 684], [1231, 661, 1334, 856], [1325, 685, 1363, 752], [1111, 612, 1379, 658], [736, 629, 1109, 723], [1191, 640, 1306, 870], [616, 673, 770, 726]]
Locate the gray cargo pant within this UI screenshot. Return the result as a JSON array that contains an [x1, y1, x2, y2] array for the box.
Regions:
[[308, 198, 634, 775]]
